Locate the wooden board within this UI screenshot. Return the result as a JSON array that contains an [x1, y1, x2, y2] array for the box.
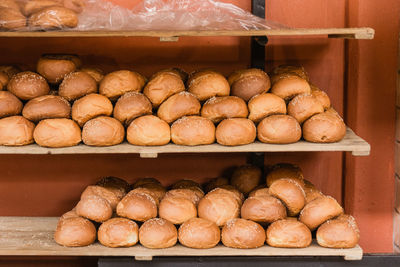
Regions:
[[0, 128, 370, 158], [0, 217, 363, 260]]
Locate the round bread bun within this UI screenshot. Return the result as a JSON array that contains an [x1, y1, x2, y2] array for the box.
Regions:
[[143, 70, 185, 107], [269, 65, 309, 84], [113, 92, 152, 125], [76, 194, 113, 222], [139, 218, 177, 249], [33, 118, 81, 147], [36, 54, 80, 84], [28, 6, 78, 29], [22, 0, 62, 16], [63, 0, 85, 14], [98, 218, 139, 248], [0, 91, 23, 118], [127, 115, 170, 146], [0, 7, 26, 30], [171, 116, 215, 146], [157, 92, 201, 124], [310, 84, 331, 110], [210, 186, 244, 205], [80, 185, 121, 210], [82, 116, 124, 147], [201, 96, 248, 123], [71, 93, 112, 127], [178, 218, 220, 249], [288, 93, 324, 124], [0, 0, 20, 10], [249, 187, 270, 197], [7, 71, 49, 100], [54, 217, 96, 247], [221, 218, 265, 248], [270, 74, 311, 100], [99, 70, 146, 100], [59, 209, 79, 221], [96, 176, 131, 199], [134, 182, 166, 203], [204, 177, 229, 193], [241, 195, 287, 223], [228, 68, 271, 101], [22, 95, 70, 122], [171, 179, 201, 190], [163, 189, 202, 206], [0, 71, 9, 89], [132, 177, 161, 188], [266, 219, 312, 248], [0, 116, 34, 146], [248, 93, 286, 122], [316, 214, 360, 248], [59, 71, 97, 101], [269, 178, 306, 216], [299, 195, 344, 230], [216, 118, 256, 146], [159, 196, 197, 224], [187, 70, 230, 101], [303, 180, 324, 203], [80, 67, 104, 83], [116, 192, 157, 222], [266, 163, 304, 188], [302, 109, 346, 143], [257, 115, 301, 144], [230, 165, 262, 194]]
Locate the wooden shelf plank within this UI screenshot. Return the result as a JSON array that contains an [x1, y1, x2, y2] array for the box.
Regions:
[[0, 217, 363, 260]]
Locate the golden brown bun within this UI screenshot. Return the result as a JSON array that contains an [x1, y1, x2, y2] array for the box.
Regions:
[[269, 178, 306, 216], [33, 118, 81, 147], [249, 187, 270, 197], [71, 93, 112, 127], [54, 217, 96, 247], [303, 180, 324, 203], [59, 209, 79, 221], [143, 70, 185, 107], [266, 163, 304, 188], [0, 7, 26, 30], [22, 95, 70, 122], [302, 109, 346, 143], [288, 94, 324, 124], [257, 115, 301, 144], [132, 177, 161, 188], [163, 189, 202, 206], [134, 182, 166, 202], [157, 92, 200, 124], [201, 96, 248, 123], [310, 85, 331, 110], [269, 65, 309, 84], [28, 6, 78, 29], [211, 186, 244, 205], [216, 118, 256, 146], [127, 115, 170, 146], [98, 218, 139, 248], [37, 54, 79, 84], [159, 196, 197, 224], [228, 69, 271, 101], [22, 0, 62, 16], [178, 218, 220, 249], [204, 177, 229, 193], [316, 214, 360, 248], [113, 92, 152, 125], [0, 0, 20, 10], [139, 218, 177, 248], [59, 71, 97, 101], [0, 72, 9, 89], [63, 0, 85, 13], [0, 116, 34, 146], [76, 194, 113, 222], [0, 91, 23, 118], [80, 185, 122, 210], [80, 67, 104, 83], [171, 116, 215, 146], [221, 218, 265, 248], [299, 195, 344, 230], [187, 70, 230, 101], [248, 93, 286, 122], [241, 195, 287, 223], [96, 176, 131, 198], [82, 116, 124, 147], [99, 70, 146, 100], [116, 192, 157, 222], [171, 179, 201, 190], [270, 74, 311, 100], [266, 219, 312, 248], [231, 165, 261, 194], [7, 71, 49, 100]]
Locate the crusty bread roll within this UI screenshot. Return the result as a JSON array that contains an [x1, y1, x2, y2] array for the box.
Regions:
[[178, 217, 220, 249], [269, 178, 306, 216], [163, 188, 202, 206], [80, 67, 104, 83], [22, 95, 70, 122], [302, 109, 346, 143], [59, 71, 97, 101], [80, 185, 121, 210], [228, 68, 271, 101], [76, 194, 113, 222], [171, 179, 201, 190], [266, 163, 304, 188], [266, 219, 312, 248], [187, 70, 230, 101], [222, 218, 265, 249], [288, 93, 324, 124], [230, 165, 261, 194], [210, 186, 244, 205], [0, 116, 34, 146], [0, 0, 20, 10], [303, 180, 324, 203], [28, 6, 78, 29], [248, 93, 286, 122], [132, 177, 161, 188], [241, 195, 287, 223], [201, 96, 248, 123], [37, 54, 80, 84], [99, 70, 146, 100], [248, 187, 269, 197], [257, 115, 301, 144], [159, 196, 197, 224], [0, 7, 26, 30], [59, 209, 79, 221], [82, 116, 124, 147], [22, 0, 62, 16], [269, 65, 309, 84], [310, 84, 331, 110], [204, 177, 229, 193], [171, 116, 215, 146], [139, 218, 178, 249], [113, 92, 152, 125], [71, 93, 112, 127], [116, 192, 157, 222], [157, 92, 201, 124], [33, 118, 81, 147], [7, 71, 49, 100], [0, 91, 23, 118], [98, 218, 139, 248], [127, 115, 170, 146], [96, 176, 131, 199], [133, 182, 166, 203], [216, 118, 256, 146], [54, 217, 96, 247], [299, 195, 344, 230], [270, 74, 311, 100]]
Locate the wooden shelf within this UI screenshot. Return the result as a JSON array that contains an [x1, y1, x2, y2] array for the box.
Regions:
[[0, 217, 363, 261]]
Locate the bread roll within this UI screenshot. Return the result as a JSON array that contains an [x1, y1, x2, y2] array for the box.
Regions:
[[266, 219, 312, 248], [132, 182, 166, 203], [54, 217, 96, 247], [248, 93, 286, 122], [0, 116, 34, 146], [269, 65, 309, 84], [269, 178, 306, 216], [241, 195, 287, 223], [80, 185, 121, 210], [257, 115, 301, 144], [76, 194, 112, 222], [59, 209, 79, 221], [28, 6, 78, 29], [33, 118, 81, 147], [80, 67, 104, 83], [210, 186, 244, 205], [22, 95, 70, 122], [139, 218, 177, 249], [171, 116, 215, 146], [82, 116, 124, 146], [204, 177, 229, 193], [288, 94, 324, 124], [159, 196, 197, 224], [163, 189, 201, 206], [216, 118, 256, 146], [96, 176, 131, 199], [270, 74, 311, 100], [7, 71, 49, 100], [22, 0, 62, 16], [0, 7, 26, 30], [201, 96, 248, 123], [178, 218, 220, 249], [299, 195, 344, 230], [132, 177, 161, 188], [249, 187, 269, 197], [0, 91, 23, 118], [0, 0, 20, 10], [59, 71, 97, 101], [230, 165, 261, 194], [99, 70, 146, 100], [221, 218, 265, 248], [98, 218, 139, 248], [311, 84, 331, 110], [303, 180, 324, 203], [157, 92, 201, 124], [127, 115, 170, 146], [266, 163, 304, 188], [116, 192, 157, 222], [187, 70, 230, 101], [71, 93, 112, 127], [37, 54, 80, 84], [228, 69, 271, 101], [113, 92, 152, 125], [158, 68, 188, 82]]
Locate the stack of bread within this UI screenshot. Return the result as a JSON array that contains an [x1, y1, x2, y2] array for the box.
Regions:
[[0, 54, 346, 148], [54, 163, 359, 250]]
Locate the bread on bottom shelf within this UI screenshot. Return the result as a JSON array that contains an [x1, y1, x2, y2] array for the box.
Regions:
[[230, 165, 262, 194], [266, 219, 312, 248], [178, 217, 220, 249], [75, 194, 113, 223], [58, 71, 97, 101], [0, 91, 23, 118], [54, 217, 96, 247], [241, 195, 287, 223], [22, 95, 71, 122], [139, 218, 178, 249], [221, 218, 266, 249], [0, 116, 35, 146], [98, 218, 139, 248], [159, 196, 197, 225]]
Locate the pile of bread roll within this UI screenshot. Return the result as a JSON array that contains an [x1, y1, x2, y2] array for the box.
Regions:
[[55, 163, 359, 250], [0, 53, 346, 148]]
